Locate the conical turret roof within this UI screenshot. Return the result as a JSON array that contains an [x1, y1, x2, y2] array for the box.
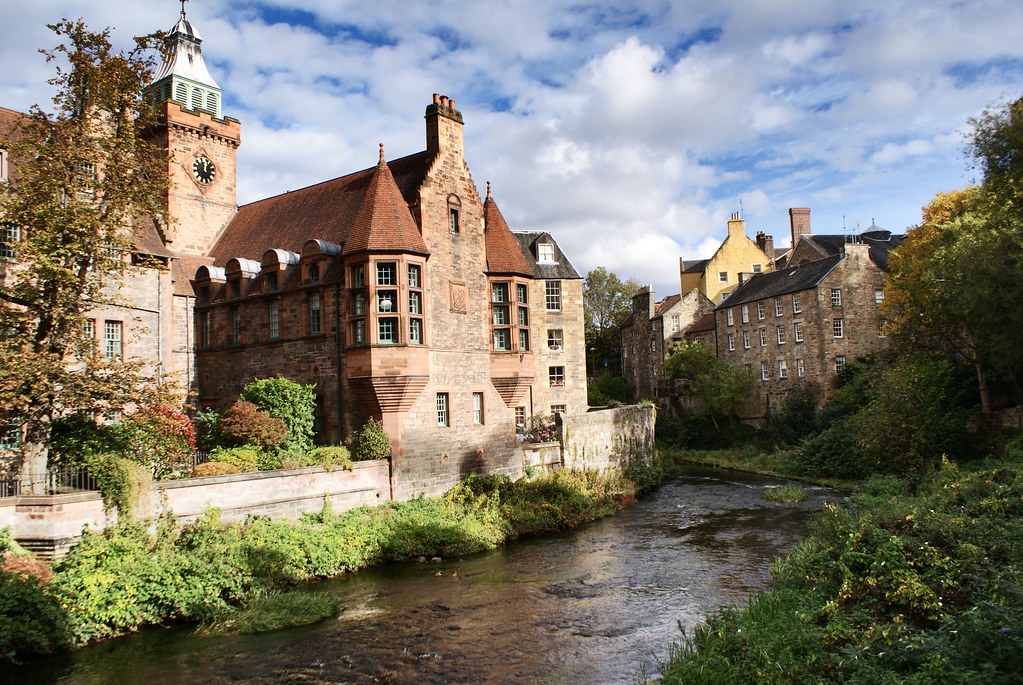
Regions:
[[483, 182, 532, 276]]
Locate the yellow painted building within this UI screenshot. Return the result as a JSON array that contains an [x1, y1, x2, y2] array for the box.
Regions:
[[679, 212, 774, 304]]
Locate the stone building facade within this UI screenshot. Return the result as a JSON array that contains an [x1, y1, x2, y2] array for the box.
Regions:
[[620, 287, 713, 402], [680, 211, 776, 304], [716, 240, 895, 421]]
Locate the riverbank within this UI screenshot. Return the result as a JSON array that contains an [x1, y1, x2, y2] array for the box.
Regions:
[[663, 446, 856, 489], [658, 457, 1023, 683], [1, 468, 636, 663]]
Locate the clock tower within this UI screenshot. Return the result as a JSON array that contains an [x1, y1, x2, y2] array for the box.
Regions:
[[146, 5, 240, 257]]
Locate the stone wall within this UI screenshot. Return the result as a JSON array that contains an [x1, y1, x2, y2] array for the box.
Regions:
[[2, 460, 389, 560], [560, 405, 655, 471]]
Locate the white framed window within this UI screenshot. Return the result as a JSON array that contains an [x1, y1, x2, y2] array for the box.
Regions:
[[268, 300, 280, 340], [778, 360, 788, 379], [353, 292, 367, 316], [0, 224, 20, 260], [753, 264, 762, 273], [759, 328, 767, 347], [726, 308, 734, 326], [796, 358, 805, 377], [547, 329, 563, 350], [757, 301, 765, 320], [493, 328, 511, 351], [545, 281, 562, 311], [719, 271, 728, 283], [437, 393, 449, 426], [0, 422, 19, 450], [378, 317, 399, 344], [792, 293, 801, 314], [353, 319, 366, 345], [549, 366, 565, 387], [833, 317, 844, 338], [874, 289, 885, 304], [515, 406, 526, 432], [519, 329, 530, 351], [376, 262, 397, 286], [492, 282, 509, 303], [473, 392, 484, 425], [831, 288, 842, 307], [410, 318, 423, 344], [538, 243, 555, 263], [81, 319, 96, 357], [742, 331, 750, 349], [835, 355, 846, 373], [794, 322, 804, 343], [409, 291, 422, 314], [408, 264, 422, 288], [760, 362, 769, 381], [377, 290, 397, 313], [308, 292, 321, 335], [517, 284, 528, 303], [670, 315, 680, 333], [777, 326, 786, 345], [774, 298, 783, 317], [551, 404, 566, 416], [741, 304, 749, 323], [727, 333, 735, 351], [103, 320, 122, 361], [449, 208, 460, 234]]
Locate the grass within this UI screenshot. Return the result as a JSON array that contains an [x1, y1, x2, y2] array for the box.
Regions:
[[761, 483, 806, 502], [200, 591, 340, 635]]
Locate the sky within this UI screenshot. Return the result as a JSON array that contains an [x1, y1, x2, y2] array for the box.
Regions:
[[2, 0, 1022, 298]]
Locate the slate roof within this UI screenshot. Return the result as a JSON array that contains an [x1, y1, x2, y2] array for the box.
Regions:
[[794, 228, 904, 272], [342, 146, 429, 257], [681, 258, 709, 273], [483, 186, 532, 276], [717, 254, 842, 309], [208, 150, 432, 265], [512, 231, 581, 280]]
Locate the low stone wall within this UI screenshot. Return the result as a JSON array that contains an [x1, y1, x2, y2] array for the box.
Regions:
[[560, 404, 655, 471], [2, 460, 390, 560], [520, 441, 563, 472]]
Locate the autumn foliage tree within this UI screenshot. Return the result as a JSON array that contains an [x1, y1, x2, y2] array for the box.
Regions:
[[0, 21, 170, 490]]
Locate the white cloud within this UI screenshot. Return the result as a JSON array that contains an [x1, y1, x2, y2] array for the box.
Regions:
[[2, 0, 1022, 298]]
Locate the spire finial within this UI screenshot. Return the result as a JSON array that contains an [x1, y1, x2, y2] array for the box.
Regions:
[[486, 180, 492, 199], [378, 143, 385, 164], [180, 0, 188, 18]]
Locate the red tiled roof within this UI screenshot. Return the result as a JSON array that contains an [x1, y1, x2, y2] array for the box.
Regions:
[[653, 293, 681, 319], [343, 146, 429, 256], [0, 106, 25, 142], [173, 254, 214, 296], [483, 187, 532, 276], [687, 311, 716, 334], [209, 150, 432, 264]]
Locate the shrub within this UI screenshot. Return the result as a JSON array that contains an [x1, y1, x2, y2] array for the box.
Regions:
[[116, 405, 196, 479], [85, 452, 151, 518], [192, 461, 241, 478], [762, 483, 806, 502], [284, 446, 353, 472], [208, 446, 261, 473], [218, 401, 288, 451], [522, 414, 558, 443], [0, 570, 69, 662], [48, 414, 120, 466], [239, 377, 316, 454], [766, 387, 820, 447], [193, 408, 221, 452], [345, 419, 391, 461], [588, 373, 627, 406]]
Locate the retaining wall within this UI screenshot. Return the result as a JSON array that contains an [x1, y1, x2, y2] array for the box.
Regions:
[[561, 405, 655, 471]]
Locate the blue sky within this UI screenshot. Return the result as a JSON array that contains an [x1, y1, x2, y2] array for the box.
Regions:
[[2, 0, 1022, 298]]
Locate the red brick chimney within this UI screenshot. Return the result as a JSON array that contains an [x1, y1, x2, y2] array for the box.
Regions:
[[426, 92, 464, 157], [789, 207, 811, 248]]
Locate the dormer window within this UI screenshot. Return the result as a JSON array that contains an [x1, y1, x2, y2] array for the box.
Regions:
[[266, 272, 278, 291], [308, 263, 320, 283], [538, 242, 555, 263], [230, 280, 240, 298]]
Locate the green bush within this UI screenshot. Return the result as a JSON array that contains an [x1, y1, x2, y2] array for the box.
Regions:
[[239, 377, 316, 455], [85, 452, 151, 518], [588, 372, 628, 406], [115, 405, 196, 479], [217, 401, 288, 451], [345, 418, 391, 461], [193, 408, 221, 452], [0, 570, 70, 663], [48, 414, 120, 466], [287, 446, 353, 472], [192, 461, 241, 478], [208, 446, 261, 472]]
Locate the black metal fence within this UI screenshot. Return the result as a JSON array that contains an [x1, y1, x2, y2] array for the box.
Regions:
[[0, 452, 213, 498]]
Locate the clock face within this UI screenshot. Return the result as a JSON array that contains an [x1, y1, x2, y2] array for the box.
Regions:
[[192, 156, 216, 185]]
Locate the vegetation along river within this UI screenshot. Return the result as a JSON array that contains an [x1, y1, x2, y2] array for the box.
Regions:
[[6, 465, 836, 684]]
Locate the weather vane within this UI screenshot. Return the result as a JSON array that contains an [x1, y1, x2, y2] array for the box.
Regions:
[[180, 0, 188, 17]]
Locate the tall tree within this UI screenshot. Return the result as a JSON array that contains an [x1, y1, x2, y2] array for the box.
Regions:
[[583, 267, 639, 377], [0, 20, 170, 492], [662, 340, 752, 427]]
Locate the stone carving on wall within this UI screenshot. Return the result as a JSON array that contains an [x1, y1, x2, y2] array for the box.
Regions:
[[449, 281, 467, 314]]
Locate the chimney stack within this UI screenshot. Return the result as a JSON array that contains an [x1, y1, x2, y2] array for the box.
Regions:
[[789, 207, 811, 248], [755, 231, 774, 260]]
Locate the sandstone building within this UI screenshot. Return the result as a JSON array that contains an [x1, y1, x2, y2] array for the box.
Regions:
[[679, 211, 776, 304], [1, 9, 588, 497]]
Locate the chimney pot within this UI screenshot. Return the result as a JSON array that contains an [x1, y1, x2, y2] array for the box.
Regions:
[[440, 95, 449, 107], [449, 99, 455, 110], [433, 93, 440, 104]]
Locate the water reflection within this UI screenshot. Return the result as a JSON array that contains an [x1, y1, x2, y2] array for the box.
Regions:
[[4, 466, 835, 685]]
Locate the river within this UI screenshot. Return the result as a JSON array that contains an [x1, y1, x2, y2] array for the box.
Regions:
[[5, 465, 836, 684]]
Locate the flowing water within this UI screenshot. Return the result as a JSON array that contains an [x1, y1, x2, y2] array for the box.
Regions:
[[6, 466, 837, 684]]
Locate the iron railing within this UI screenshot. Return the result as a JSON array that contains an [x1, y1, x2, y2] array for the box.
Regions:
[[0, 478, 20, 498]]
